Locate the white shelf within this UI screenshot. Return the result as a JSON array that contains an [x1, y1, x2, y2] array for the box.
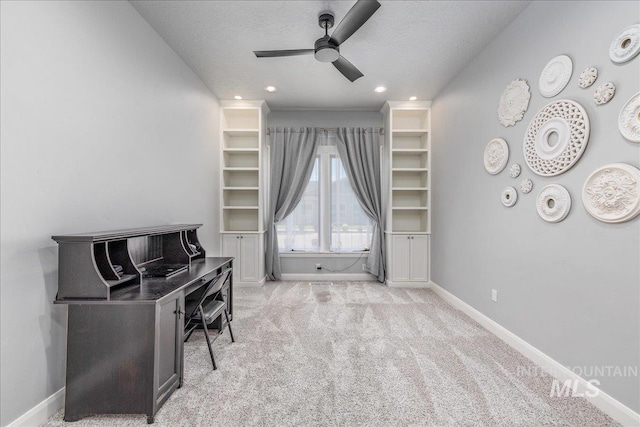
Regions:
[[223, 167, 259, 171], [391, 129, 429, 137], [392, 148, 428, 153], [223, 148, 259, 152], [392, 207, 429, 211], [223, 206, 259, 210], [222, 129, 259, 135], [223, 187, 259, 190], [392, 187, 428, 191], [392, 168, 428, 172]]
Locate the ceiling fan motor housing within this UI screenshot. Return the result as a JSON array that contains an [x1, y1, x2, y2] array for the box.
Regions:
[[314, 35, 340, 63]]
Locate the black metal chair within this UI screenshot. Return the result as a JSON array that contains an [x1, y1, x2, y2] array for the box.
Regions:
[[183, 268, 234, 370]]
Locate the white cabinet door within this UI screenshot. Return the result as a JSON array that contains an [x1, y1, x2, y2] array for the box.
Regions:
[[221, 234, 239, 260], [390, 235, 411, 281], [239, 234, 259, 282], [410, 235, 429, 281]]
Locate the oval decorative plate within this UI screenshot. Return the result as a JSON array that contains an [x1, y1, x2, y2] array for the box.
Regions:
[[537, 184, 571, 223], [498, 79, 531, 127], [524, 99, 590, 176], [583, 163, 640, 223], [502, 187, 518, 207], [609, 24, 640, 64], [618, 91, 640, 142], [594, 82, 616, 105], [484, 138, 509, 175], [539, 55, 573, 98], [578, 67, 598, 89], [521, 178, 533, 194]]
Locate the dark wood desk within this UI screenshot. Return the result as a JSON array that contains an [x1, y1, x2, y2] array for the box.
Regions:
[[53, 225, 233, 424]]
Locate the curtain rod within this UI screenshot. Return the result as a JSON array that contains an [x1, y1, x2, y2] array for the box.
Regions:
[[267, 127, 384, 135]]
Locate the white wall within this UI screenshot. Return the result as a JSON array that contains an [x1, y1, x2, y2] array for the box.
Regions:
[[432, 1, 639, 413], [0, 2, 220, 425]]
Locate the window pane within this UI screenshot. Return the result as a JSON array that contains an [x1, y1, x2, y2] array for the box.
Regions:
[[276, 157, 320, 252], [330, 156, 373, 251]]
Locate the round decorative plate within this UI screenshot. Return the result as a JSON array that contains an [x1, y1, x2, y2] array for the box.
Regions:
[[609, 24, 640, 64], [498, 79, 531, 127], [484, 138, 509, 175], [537, 184, 571, 223], [502, 187, 518, 207], [510, 164, 521, 178], [578, 67, 598, 89], [521, 178, 533, 194], [539, 55, 573, 98], [524, 99, 590, 176], [594, 82, 616, 105], [618, 91, 640, 142], [582, 163, 640, 223]]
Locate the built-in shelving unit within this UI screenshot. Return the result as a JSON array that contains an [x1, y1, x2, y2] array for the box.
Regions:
[[382, 101, 432, 287], [219, 100, 269, 286]]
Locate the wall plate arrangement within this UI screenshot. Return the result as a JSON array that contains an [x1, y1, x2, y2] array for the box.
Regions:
[[537, 184, 571, 223], [509, 164, 521, 178], [583, 163, 640, 223], [524, 99, 590, 176], [618, 91, 640, 142], [539, 55, 573, 98], [594, 82, 616, 105], [484, 138, 509, 175], [520, 178, 533, 194], [609, 24, 640, 64], [498, 79, 531, 127], [501, 187, 518, 207], [578, 67, 598, 88]]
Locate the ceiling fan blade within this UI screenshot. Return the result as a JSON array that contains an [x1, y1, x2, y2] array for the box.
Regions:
[[254, 49, 314, 58], [330, 0, 381, 46], [332, 56, 364, 82]]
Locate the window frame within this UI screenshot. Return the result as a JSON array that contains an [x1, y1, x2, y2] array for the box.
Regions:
[[278, 145, 372, 255]]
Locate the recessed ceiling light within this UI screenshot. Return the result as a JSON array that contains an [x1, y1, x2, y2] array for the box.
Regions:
[[264, 86, 277, 92], [374, 86, 387, 93], [409, 96, 417, 101], [234, 95, 243, 100]]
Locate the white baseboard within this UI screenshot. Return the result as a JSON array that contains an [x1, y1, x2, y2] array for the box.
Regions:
[[234, 276, 266, 288], [7, 387, 64, 427], [280, 273, 376, 281], [386, 280, 430, 288], [428, 281, 640, 427]]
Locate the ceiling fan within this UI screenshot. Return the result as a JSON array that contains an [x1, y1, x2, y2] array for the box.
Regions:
[[253, 0, 381, 82]]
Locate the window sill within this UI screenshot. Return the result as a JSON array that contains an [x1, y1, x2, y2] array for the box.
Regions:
[[279, 252, 369, 258]]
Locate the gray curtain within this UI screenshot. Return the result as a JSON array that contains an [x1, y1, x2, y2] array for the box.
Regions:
[[266, 127, 320, 280], [334, 128, 385, 282]]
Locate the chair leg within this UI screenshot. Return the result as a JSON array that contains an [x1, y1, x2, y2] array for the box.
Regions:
[[223, 309, 235, 343], [199, 307, 217, 370]]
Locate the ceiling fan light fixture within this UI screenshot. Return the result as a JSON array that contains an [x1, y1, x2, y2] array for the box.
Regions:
[[314, 36, 340, 63]]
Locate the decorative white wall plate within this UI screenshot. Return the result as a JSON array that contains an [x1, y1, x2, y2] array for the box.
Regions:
[[609, 24, 640, 64], [498, 79, 531, 127], [537, 184, 571, 223], [583, 163, 640, 223], [510, 164, 521, 178], [484, 138, 509, 175], [521, 178, 533, 194], [502, 187, 518, 207], [594, 82, 616, 105], [524, 99, 590, 176], [578, 67, 598, 88], [618, 91, 640, 142], [539, 55, 573, 98]]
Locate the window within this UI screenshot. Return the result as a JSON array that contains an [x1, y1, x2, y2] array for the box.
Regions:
[[277, 146, 373, 253]]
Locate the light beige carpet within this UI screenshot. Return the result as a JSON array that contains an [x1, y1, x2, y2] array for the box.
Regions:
[[45, 281, 618, 426]]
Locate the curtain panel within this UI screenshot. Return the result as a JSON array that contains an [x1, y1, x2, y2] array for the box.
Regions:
[[265, 127, 320, 280], [334, 128, 386, 282]]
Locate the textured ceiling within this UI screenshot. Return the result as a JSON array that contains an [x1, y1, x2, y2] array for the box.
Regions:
[[131, 0, 530, 110]]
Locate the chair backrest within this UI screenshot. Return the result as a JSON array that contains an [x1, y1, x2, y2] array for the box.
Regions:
[[206, 268, 232, 299], [185, 268, 231, 320]]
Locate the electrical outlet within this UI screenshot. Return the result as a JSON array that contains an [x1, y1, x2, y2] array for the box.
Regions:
[[361, 264, 367, 271], [491, 289, 498, 302], [316, 263, 322, 270]]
